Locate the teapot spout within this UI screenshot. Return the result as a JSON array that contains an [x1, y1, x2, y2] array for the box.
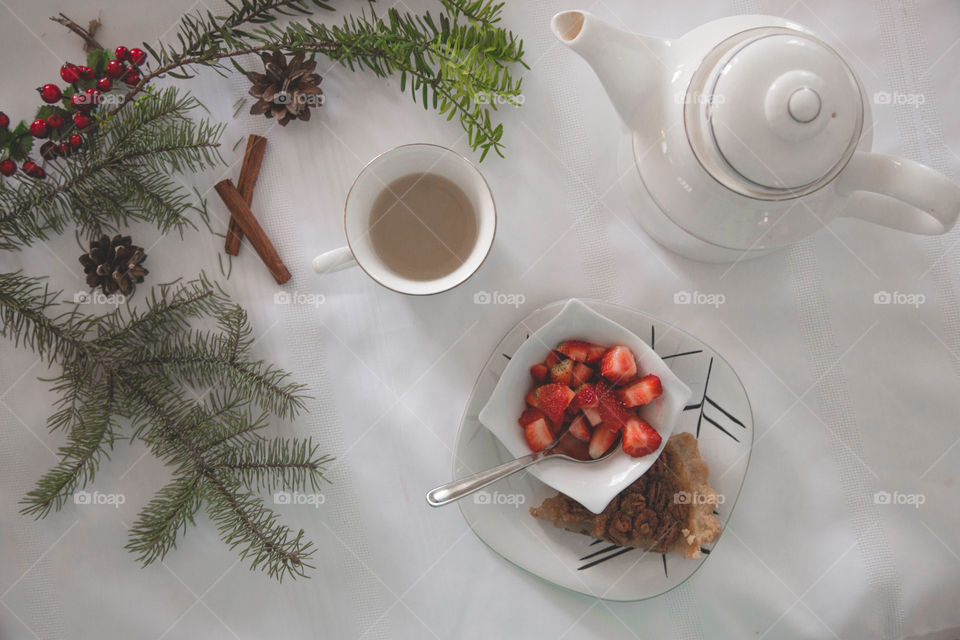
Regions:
[[551, 11, 669, 130]]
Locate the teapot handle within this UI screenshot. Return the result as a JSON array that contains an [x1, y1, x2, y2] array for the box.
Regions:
[[835, 151, 960, 235]]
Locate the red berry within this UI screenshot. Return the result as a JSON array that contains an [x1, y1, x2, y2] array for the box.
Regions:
[[105, 60, 125, 79], [69, 133, 83, 148], [0, 158, 15, 176], [59, 142, 70, 155], [124, 70, 141, 86], [31, 166, 46, 179], [60, 63, 80, 83], [114, 46, 129, 62], [97, 77, 113, 92], [21, 160, 37, 174], [72, 112, 91, 128], [128, 48, 147, 66], [39, 84, 62, 103], [77, 66, 94, 80], [29, 119, 49, 137], [47, 113, 64, 129], [0, 112, 8, 128]]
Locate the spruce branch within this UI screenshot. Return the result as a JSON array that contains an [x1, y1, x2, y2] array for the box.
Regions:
[[121, 0, 526, 159], [0, 88, 224, 250], [2, 272, 330, 580]]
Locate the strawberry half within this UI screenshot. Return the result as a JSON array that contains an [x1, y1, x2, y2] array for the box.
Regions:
[[571, 362, 594, 387], [550, 359, 575, 385], [530, 363, 548, 383], [618, 374, 663, 407], [621, 417, 662, 458], [586, 343, 606, 363], [600, 345, 637, 382], [556, 340, 590, 362], [524, 417, 555, 452], [532, 383, 575, 424], [568, 414, 592, 442], [588, 424, 619, 459], [582, 406, 602, 426], [572, 383, 599, 409], [596, 380, 632, 430], [544, 349, 564, 368], [518, 407, 548, 428]]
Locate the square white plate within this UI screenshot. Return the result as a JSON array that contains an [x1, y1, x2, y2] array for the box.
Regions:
[[477, 299, 692, 513]]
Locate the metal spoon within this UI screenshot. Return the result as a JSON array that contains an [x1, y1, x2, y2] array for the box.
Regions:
[[425, 425, 621, 507]]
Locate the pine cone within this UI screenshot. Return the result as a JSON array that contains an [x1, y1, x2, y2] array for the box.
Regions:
[[246, 51, 323, 126], [78, 234, 149, 296]]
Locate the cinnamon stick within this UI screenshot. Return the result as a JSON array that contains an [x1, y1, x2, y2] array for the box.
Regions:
[[225, 134, 268, 255], [214, 179, 291, 284]]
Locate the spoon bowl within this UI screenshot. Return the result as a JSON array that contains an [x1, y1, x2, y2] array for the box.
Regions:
[[425, 424, 621, 507]]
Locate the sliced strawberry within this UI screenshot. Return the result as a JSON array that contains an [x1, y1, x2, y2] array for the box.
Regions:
[[621, 417, 662, 458], [530, 363, 548, 383], [568, 414, 591, 442], [588, 424, 619, 459], [596, 380, 632, 430], [618, 374, 663, 407], [525, 390, 537, 407], [582, 406, 602, 426], [550, 359, 574, 385], [524, 418, 554, 452], [544, 349, 564, 368], [600, 345, 637, 382], [556, 340, 590, 362], [518, 407, 547, 428], [571, 362, 594, 387], [572, 383, 598, 409], [585, 343, 606, 363], [531, 383, 575, 424]]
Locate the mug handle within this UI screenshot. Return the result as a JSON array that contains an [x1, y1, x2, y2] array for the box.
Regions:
[[312, 245, 357, 275], [835, 151, 960, 235]]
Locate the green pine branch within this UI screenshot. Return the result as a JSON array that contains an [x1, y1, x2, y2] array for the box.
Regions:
[[0, 87, 224, 251], [5, 272, 331, 580]]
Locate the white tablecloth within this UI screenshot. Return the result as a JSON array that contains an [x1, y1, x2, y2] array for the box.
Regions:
[[2, 1, 959, 638]]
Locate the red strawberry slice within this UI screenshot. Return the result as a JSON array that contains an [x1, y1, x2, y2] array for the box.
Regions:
[[588, 425, 619, 459], [621, 417, 662, 458], [530, 363, 548, 383], [568, 414, 591, 442], [524, 418, 554, 452], [525, 390, 537, 407], [596, 380, 632, 430], [586, 344, 606, 363], [600, 345, 637, 382], [618, 374, 662, 407], [582, 406, 602, 426], [572, 383, 599, 409], [518, 407, 547, 428], [571, 362, 594, 387], [544, 350, 564, 368], [550, 359, 575, 385], [532, 384, 575, 424], [556, 340, 590, 362]]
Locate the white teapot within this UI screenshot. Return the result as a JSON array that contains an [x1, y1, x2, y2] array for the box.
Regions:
[[551, 11, 960, 262]]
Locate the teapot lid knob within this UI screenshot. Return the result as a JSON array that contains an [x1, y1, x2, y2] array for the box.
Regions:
[[788, 87, 821, 122], [687, 30, 864, 194]]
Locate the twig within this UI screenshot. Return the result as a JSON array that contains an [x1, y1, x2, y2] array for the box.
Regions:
[[50, 13, 103, 52]]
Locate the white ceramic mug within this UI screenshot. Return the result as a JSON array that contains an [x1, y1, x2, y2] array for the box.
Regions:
[[311, 144, 496, 295]]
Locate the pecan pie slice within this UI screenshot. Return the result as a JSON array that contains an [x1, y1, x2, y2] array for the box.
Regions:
[[530, 433, 722, 558]]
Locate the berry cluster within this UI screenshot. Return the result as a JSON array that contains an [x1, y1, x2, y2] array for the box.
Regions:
[[0, 46, 148, 180]]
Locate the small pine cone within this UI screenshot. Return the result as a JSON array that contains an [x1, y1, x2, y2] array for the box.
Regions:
[[78, 234, 149, 296]]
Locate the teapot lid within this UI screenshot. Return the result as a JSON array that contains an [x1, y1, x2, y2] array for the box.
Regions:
[[686, 29, 864, 197]]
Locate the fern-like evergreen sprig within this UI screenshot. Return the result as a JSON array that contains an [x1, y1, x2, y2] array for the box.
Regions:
[[7, 272, 331, 580]]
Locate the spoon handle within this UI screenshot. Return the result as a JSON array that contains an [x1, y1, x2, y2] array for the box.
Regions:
[[425, 452, 542, 507]]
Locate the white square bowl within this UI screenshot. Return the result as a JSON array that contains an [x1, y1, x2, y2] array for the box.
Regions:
[[477, 299, 692, 513]]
